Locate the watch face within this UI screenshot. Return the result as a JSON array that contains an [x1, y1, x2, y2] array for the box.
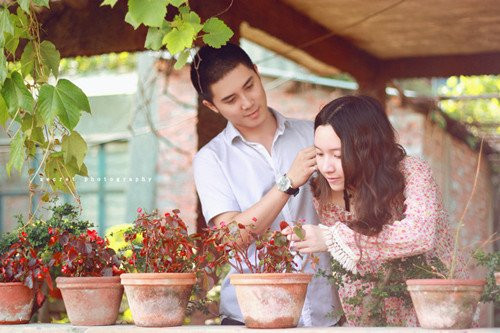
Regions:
[[277, 175, 291, 191]]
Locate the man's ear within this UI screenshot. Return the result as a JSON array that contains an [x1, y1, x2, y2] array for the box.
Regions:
[[202, 99, 219, 114]]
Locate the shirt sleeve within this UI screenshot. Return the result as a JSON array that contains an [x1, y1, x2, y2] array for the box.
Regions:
[[193, 148, 241, 226], [321, 157, 440, 274]]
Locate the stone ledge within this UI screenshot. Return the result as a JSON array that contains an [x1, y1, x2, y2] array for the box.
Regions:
[[0, 324, 497, 332]]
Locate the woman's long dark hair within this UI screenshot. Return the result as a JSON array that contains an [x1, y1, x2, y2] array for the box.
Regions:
[[311, 95, 406, 236]]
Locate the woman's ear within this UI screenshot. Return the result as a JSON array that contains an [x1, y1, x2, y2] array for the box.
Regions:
[[202, 99, 219, 114]]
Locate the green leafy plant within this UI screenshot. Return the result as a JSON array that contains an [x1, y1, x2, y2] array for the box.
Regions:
[[50, 229, 124, 277], [1, 1, 90, 202], [101, 0, 234, 69], [121, 208, 199, 273], [0, 231, 54, 308], [203, 220, 307, 274], [0, 202, 93, 281], [473, 249, 500, 303], [320, 254, 447, 326]]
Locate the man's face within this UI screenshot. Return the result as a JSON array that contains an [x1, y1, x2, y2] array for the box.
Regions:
[[202, 64, 268, 133]]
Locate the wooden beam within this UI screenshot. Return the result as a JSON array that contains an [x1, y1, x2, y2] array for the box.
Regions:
[[39, 0, 147, 58], [191, 0, 381, 84], [382, 52, 500, 79]]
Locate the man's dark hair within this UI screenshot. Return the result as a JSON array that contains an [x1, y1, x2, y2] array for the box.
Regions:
[[190, 43, 255, 102]]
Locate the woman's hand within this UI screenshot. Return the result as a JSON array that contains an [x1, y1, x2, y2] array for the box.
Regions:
[[282, 224, 328, 253]]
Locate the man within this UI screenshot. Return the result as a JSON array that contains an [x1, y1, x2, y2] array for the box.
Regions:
[[191, 43, 340, 326]]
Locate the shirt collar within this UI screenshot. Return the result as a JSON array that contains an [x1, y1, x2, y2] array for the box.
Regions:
[[225, 108, 289, 144]]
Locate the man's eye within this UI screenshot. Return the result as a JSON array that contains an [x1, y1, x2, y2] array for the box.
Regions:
[[245, 83, 253, 90], [226, 98, 236, 104], [316, 152, 323, 157]]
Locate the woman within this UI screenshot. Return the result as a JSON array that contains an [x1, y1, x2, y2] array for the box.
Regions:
[[284, 95, 465, 326]]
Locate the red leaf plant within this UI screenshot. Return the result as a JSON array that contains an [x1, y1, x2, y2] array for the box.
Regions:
[[50, 228, 124, 277], [122, 208, 200, 273], [202, 220, 307, 274], [0, 232, 54, 307]]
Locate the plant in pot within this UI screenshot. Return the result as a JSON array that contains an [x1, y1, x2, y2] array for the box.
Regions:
[[0, 202, 93, 301], [204, 220, 312, 329], [119, 208, 199, 327], [0, 232, 53, 324], [53, 228, 124, 326], [406, 141, 494, 329]]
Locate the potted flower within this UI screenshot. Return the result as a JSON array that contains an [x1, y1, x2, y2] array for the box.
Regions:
[[406, 144, 492, 329], [0, 232, 53, 324], [205, 220, 312, 328], [119, 208, 198, 327], [54, 229, 124, 326], [0, 202, 93, 301]]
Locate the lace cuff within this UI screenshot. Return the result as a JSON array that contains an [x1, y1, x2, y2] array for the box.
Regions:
[[320, 224, 360, 274]]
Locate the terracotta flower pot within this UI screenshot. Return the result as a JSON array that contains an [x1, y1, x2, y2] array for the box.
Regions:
[[121, 272, 196, 327], [406, 279, 485, 329], [56, 276, 123, 326], [0, 282, 34, 324], [230, 273, 312, 328], [495, 272, 500, 286]]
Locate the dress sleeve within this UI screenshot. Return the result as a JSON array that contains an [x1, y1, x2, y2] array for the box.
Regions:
[[321, 157, 440, 273]]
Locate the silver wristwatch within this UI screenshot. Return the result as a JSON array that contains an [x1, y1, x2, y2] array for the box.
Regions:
[[276, 174, 299, 196]]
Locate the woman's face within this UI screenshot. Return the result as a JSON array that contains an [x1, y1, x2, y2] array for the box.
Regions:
[[314, 125, 345, 191]]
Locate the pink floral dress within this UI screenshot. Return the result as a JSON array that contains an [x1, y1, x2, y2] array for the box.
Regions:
[[317, 156, 466, 326]]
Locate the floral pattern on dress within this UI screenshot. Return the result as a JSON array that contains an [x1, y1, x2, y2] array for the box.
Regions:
[[317, 156, 467, 326]]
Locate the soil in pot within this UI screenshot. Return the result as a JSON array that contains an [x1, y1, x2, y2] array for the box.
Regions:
[[121, 273, 196, 327], [56, 276, 123, 326], [406, 279, 485, 329], [0, 282, 34, 324], [230, 273, 312, 328]]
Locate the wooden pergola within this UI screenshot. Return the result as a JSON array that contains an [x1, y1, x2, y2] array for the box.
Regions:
[[31, 0, 500, 231], [37, 0, 500, 143]]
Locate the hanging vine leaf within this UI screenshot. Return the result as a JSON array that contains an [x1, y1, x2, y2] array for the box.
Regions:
[[61, 131, 87, 169], [0, 7, 14, 37], [0, 52, 7, 86], [0, 95, 8, 126], [17, 0, 30, 13], [174, 49, 189, 70], [6, 131, 25, 177], [38, 79, 90, 130], [101, 0, 119, 7], [163, 22, 195, 55], [127, 0, 168, 28], [170, 0, 186, 7], [20, 41, 34, 77], [202, 18, 233, 48], [40, 40, 61, 78], [145, 27, 165, 51], [32, 0, 50, 7], [1, 71, 35, 114]]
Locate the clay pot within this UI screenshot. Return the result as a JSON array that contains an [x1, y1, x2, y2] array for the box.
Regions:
[[406, 279, 485, 329], [121, 272, 196, 327], [230, 273, 312, 328], [0, 282, 34, 324], [495, 272, 500, 286], [56, 276, 123, 326]]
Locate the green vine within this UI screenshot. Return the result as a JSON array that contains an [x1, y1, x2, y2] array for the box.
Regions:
[[1, 1, 90, 211], [1, 0, 233, 217]]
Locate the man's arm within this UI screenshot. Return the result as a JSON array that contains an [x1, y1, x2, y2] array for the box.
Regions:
[[210, 146, 317, 247]]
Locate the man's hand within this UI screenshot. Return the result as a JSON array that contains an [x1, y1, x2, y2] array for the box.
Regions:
[[282, 224, 328, 253], [286, 146, 317, 188]]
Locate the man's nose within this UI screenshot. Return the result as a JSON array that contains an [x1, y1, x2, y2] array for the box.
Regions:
[[241, 93, 253, 109]]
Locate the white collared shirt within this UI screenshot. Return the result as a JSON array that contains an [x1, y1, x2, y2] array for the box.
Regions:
[[193, 109, 341, 326]]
